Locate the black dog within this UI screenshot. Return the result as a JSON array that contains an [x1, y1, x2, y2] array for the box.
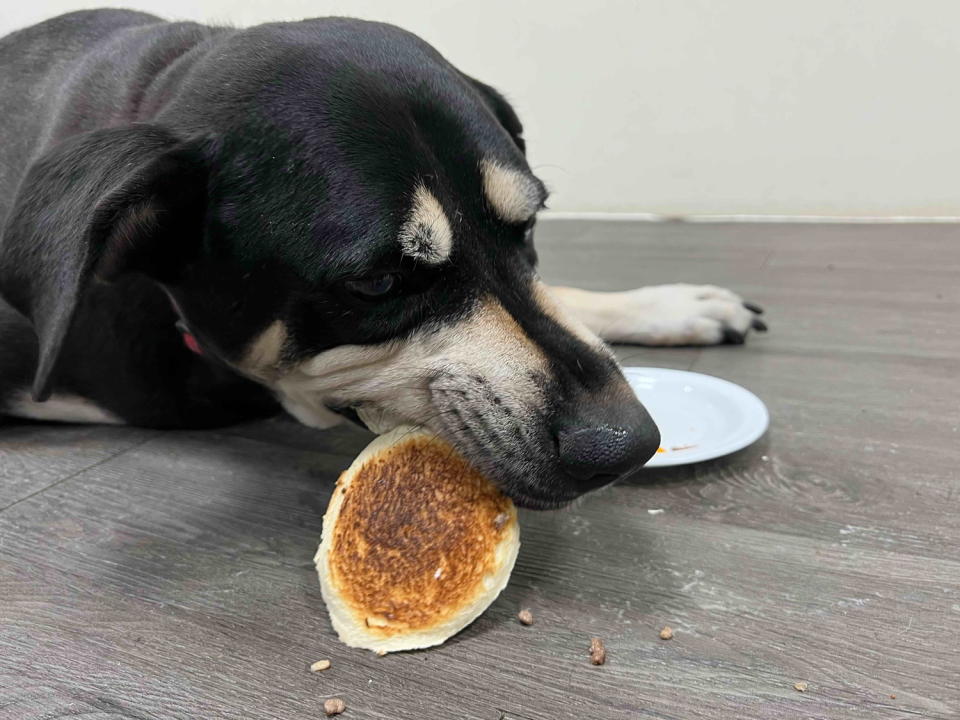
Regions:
[[0, 10, 764, 508]]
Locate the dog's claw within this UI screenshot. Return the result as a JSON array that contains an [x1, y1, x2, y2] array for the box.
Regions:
[[722, 327, 746, 345], [752, 318, 768, 332], [743, 301, 764, 315]]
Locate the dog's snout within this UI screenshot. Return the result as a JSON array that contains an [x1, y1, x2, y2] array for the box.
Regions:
[[557, 421, 660, 490]]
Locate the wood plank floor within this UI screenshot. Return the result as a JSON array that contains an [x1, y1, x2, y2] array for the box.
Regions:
[[2, 221, 958, 719]]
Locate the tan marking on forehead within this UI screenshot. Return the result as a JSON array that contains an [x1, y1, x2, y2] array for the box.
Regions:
[[239, 319, 288, 380], [398, 184, 452, 264], [481, 159, 541, 224]]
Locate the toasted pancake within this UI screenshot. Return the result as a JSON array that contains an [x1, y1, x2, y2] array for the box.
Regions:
[[314, 426, 520, 653]]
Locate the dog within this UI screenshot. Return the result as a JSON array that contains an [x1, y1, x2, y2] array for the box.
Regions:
[[0, 10, 765, 508]]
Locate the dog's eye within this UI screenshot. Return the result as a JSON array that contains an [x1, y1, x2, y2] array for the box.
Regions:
[[344, 273, 400, 300]]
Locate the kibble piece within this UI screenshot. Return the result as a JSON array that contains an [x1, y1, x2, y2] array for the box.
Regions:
[[324, 697, 346, 716], [517, 609, 534, 626], [310, 659, 331, 672], [659, 626, 673, 640], [589, 637, 606, 665], [793, 681, 808, 693]]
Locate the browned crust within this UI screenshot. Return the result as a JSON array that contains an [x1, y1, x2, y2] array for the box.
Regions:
[[329, 435, 513, 635]]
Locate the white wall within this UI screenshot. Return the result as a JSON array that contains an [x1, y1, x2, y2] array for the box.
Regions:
[[3, 1, 959, 216]]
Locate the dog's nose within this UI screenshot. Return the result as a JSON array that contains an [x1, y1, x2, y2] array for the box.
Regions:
[[557, 421, 661, 490]]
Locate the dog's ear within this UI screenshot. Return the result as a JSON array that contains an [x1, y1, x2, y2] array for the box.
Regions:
[[0, 124, 211, 401], [466, 76, 527, 154]]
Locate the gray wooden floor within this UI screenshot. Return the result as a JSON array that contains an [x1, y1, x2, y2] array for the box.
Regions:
[[1, 221, 958, 719]]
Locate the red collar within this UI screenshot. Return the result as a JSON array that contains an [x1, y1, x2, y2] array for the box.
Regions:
[[175, 320, 204, 356]]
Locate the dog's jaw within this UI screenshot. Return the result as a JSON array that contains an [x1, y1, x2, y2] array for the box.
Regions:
[[242, 297, 558, 489], [272, 297, 543, 413]]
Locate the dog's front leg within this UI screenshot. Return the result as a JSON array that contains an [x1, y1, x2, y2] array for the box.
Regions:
[[547, 284, 766, 346]]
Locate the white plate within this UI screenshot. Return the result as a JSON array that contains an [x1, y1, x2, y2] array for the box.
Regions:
[[624, 367, 769, 467]]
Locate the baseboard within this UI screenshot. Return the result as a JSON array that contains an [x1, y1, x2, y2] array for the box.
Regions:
[[539, 211, 960, 223]]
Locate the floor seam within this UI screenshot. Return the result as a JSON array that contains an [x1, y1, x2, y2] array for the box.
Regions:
[[0, 432, 159, 514], [684, 349, 703, 371]]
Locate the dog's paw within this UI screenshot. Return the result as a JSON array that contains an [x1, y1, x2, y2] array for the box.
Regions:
[[600, 284, 767, 346]]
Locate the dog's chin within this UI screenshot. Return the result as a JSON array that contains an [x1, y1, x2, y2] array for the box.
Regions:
[[484, 464, 585, 509], [505, 489, 580, 510]]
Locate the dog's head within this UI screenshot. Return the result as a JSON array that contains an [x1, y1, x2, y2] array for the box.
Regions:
[[0, 19, 658, 507]]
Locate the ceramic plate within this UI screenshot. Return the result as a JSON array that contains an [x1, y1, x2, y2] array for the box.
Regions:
[[623, 367, 769, 467]]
